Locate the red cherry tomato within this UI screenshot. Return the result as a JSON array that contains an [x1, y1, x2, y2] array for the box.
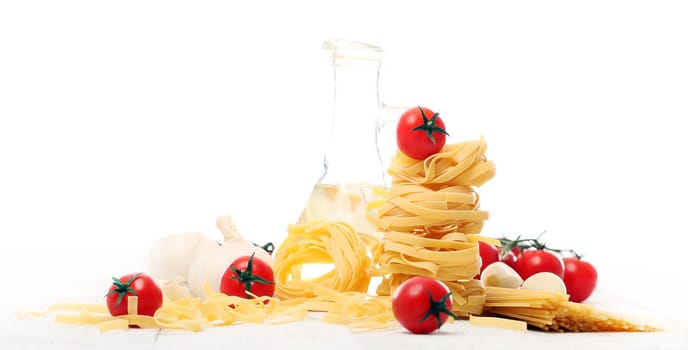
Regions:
[[500, 248, 519, 269], [220, 253, 275, 298], [498, 246, 521, 269], [396, 106, 449, 160], [563, 257, 598, 303], [477, 241, 501, 278], [392, 276, 457, 334], [513, 249, 564, 280], [106, 273, 162, 317], [509, 247, 522, 256]]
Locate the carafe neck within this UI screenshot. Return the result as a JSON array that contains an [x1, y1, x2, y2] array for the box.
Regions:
[[320, 42, 385, 186]]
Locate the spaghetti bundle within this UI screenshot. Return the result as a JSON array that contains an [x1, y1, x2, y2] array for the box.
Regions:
[[273, 221, 373, 300], [482, 287, 656, 332], [370, 137, 497, 315]]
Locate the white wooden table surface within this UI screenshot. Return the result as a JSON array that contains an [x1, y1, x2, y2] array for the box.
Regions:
[[1, 252, 686, 350]]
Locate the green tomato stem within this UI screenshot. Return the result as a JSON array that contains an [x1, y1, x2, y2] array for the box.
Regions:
[[230, 253, 274, 298], [420, 290, 458, 331], [411, 106, 449, 145], [105, 273, 142, 308]]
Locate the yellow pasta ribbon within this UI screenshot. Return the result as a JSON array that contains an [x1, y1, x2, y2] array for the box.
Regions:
[[273, 221, 373, 300]]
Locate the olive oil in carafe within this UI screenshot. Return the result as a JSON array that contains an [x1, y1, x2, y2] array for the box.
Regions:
[[298, 182, 380, 237]]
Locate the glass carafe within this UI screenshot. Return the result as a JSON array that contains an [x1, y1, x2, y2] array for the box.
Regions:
[[298, 39, 388, 237]]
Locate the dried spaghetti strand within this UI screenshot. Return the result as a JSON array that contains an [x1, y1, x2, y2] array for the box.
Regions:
[[482, 286, 657, 332]]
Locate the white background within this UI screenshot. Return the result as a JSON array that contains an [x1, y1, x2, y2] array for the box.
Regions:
[[1, 0, 688, 341]]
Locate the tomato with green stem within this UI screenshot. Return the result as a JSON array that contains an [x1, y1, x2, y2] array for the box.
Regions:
[[220, 253, 275, 298], [498, 234, 534, 269], [396, 106, 449, 160], [106, 272, 162, 317], [500, 247, 520, 269], [392, 276, 457, 334]]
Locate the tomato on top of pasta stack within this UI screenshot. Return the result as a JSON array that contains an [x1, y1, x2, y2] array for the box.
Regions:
[[368, 136, 498, 316]]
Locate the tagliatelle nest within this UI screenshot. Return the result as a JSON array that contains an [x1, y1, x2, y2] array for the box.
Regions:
[[273, 221, 373, 300]]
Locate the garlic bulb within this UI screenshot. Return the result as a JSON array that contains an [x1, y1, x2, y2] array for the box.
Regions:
[[149, 232, 218, 281], [149, 213, 274, 299]]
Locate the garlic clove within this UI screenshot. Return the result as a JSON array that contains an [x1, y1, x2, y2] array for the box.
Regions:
[[481, 262, 523, 289], [521, 272, 567, 294], [158, 279, 192, 301]]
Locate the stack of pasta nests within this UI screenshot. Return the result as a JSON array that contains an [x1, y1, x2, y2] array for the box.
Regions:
[[368, 137, 496, 317]]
